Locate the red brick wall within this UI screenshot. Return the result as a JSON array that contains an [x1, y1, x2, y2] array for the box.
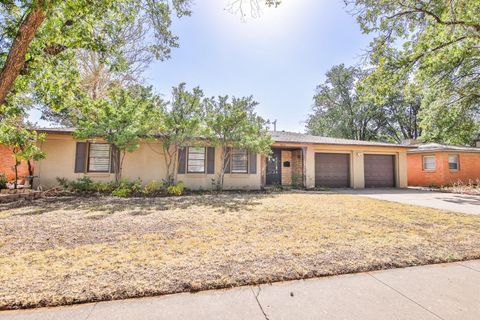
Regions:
[[408, 152, 480, 186], [0, 145, 30, 181]]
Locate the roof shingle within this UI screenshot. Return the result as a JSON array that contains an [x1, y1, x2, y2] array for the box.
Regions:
[[271, 131, 410, 148]]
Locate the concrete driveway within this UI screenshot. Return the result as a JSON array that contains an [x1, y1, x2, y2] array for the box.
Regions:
[[339, 188, 480, 215]]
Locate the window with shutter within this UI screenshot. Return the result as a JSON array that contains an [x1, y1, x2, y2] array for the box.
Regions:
[[187, 147, 206, 173], [231, 148, 248, 173], [88, 143, 111, 172]]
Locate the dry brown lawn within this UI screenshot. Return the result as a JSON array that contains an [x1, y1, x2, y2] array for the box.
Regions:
[[1, 192, 480, 310]]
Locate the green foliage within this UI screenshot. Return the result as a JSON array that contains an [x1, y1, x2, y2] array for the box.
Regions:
[[0, 0, 191, 119], [166, 182, 185, 196], [158, 83, 206, 183], [58, 177, 144, 196], [307, 64, 424, 143], [112, 178, 143, 197], [205, 95, 272, 189], [74, 85, 165, 181], [91, 181, 116, 193], [0, 123, 46, 188], [143, 180, 164, 195], [306, 64, 382, 141], [111, 186, 131, 197], [346, 0, 480, 144], [0, 173, 7, 189], [69, 177, 95, 192]]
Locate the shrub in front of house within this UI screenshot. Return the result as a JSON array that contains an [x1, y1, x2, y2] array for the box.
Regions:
[[143, 180, 164, 195], [166, 182, 185, 196], [56, 177, 185, 197]]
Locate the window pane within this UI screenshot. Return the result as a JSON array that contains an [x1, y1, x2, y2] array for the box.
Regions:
[[232, 149, 248, 173], [188, 147, 205, 173], [448, 155, 459, 170], [89, 143, 111, 172], [423, 156, 435, 170]]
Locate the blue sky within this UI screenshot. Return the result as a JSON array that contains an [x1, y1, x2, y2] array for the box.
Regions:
[[33, 0, 372, 132]]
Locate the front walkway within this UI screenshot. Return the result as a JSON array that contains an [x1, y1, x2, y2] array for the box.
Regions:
[[1, 260, 479, 320], [339, 188, 480, 215]]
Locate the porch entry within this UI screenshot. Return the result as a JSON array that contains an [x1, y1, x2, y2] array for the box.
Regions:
[[265, 148, 304, 186]]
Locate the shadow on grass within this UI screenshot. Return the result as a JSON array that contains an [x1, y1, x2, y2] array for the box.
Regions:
[[0, 192, 269, 218]]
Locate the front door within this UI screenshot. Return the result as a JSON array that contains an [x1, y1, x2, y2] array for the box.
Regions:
[[266, 149, 281, 185]]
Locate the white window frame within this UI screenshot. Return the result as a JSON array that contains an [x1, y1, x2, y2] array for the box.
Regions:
[[187, 147, 206, 173], [422, 155, 436, 171], [230, 148, 249, 174], [448, 154, 459, 171], [88, 143, 111, 173]]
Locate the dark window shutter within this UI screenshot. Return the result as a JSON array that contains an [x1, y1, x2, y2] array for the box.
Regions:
[[178, 147, 186, 174], [74, 142, 87, 173], [110, 145, 120, 173], [249, 152, 257, 174], [224, 147, 231, 173], [207, 147, 215, 174]]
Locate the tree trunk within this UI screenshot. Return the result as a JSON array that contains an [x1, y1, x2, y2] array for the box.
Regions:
[[116, 151, 126, 183], [0, 6, 46, 106], [27, 160, 34, 189], [14, 161, 19, 189], [27, 160, 34, 176]]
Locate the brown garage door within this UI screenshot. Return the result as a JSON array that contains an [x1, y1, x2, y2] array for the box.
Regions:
[[315, 153, 350, 188], [364, 154, 395, 188]]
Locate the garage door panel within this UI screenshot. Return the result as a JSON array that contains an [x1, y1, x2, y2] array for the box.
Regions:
[[364, 154, 395, 188], [315, 153, 350, 188]]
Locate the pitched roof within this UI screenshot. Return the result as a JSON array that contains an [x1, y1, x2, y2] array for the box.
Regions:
[[270, 131, 411, 148], [34, 128, 411, 148], [34, 127, 76, 134], [407, 143, 480, 153]]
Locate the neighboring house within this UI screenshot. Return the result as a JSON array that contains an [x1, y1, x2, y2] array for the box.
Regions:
[[33, 128, 410, 189], [407, 143, 480, 186], [0, 144, 29, 181]]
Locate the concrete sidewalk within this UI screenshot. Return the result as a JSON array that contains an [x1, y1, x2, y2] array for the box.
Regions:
[[1, 260, 479, 320]]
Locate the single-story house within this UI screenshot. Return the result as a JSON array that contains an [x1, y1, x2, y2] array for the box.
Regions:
[[0, 144, 29, 182], [33, 128, 410, 189], [407, 142, 480, 187]]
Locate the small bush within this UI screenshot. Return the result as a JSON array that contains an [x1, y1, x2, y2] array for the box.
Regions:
[[0, 173, 7, 189], [112, 186, 131, 197], [166, 182, 185, 196], [56, 177, 70, 189], [70, 177, 94, 191], [111, 178, 143, 197], [143, 180, 163, 195], [92, 181, 115, 193]]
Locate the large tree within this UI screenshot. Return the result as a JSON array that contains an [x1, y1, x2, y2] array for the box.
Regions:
[[306, 64, 383, 141], [38, 13, 160, 126], [158, 83, 205, 185], [0, 0, 191, 119], [74, 85, 164, 182], [357, 72, 423, 143], [346, 0, 480, 144], [205, 95, 271, 190]]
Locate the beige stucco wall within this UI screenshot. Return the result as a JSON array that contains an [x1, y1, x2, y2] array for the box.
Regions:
[[35, 134, 262, 190], [272, 142, 408, 189], [177, 146, 262, 190], [35, 133, 408, 190]]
